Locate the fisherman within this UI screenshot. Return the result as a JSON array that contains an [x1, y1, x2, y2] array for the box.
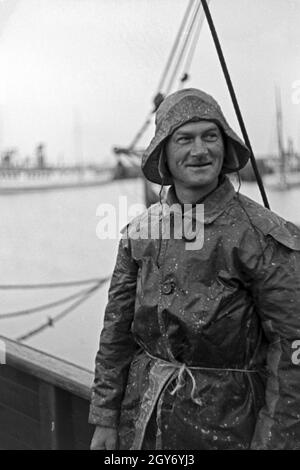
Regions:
[[89, 88, 300, 450]]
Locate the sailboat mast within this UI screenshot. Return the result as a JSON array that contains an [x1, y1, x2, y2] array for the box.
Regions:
[[73, 108, 84, 168], [275, 86, 286, 186]]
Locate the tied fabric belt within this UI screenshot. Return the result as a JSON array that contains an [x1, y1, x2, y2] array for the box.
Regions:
[[130, 352, 257, 450]]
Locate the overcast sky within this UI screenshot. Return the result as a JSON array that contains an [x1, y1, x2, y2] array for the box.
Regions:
[[0, 0, 299, 164]]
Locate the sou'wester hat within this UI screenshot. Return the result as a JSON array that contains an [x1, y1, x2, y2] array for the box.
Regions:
[[141, 88, 251, 185]]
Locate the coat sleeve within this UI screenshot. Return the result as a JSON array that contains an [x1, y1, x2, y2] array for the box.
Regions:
[[242, 221, 300, 449], [88, 230, 138, 428]]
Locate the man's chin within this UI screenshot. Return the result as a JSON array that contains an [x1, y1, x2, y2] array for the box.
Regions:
[[184, 177, 217, 189]]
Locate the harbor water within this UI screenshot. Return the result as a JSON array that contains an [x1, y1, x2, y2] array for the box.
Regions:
[[1, 178, 299, 371]]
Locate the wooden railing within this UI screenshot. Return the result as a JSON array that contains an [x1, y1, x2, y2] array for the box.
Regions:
[[0, 336, 95, 449]]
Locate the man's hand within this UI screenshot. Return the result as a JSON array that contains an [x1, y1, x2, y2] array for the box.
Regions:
[[90, 426, 118, 450]]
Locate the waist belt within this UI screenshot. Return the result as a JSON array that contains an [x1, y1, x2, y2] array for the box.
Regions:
[[148, 351, 257, 403], [130, 351, 258, 450]]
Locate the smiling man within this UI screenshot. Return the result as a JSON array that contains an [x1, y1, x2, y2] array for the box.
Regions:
[[89, 88, 300, 450], [165, 120, 224, 202]]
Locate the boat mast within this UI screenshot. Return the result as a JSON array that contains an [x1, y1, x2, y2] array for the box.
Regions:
[[275, 86, 286, 187], [73, 108, 84, 169]]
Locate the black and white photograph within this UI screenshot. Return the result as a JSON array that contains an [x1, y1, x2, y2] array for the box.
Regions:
[[0, 0, 300, 453]]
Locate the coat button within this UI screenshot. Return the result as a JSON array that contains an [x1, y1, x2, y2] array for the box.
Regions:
[[162, 281, 175, 295]]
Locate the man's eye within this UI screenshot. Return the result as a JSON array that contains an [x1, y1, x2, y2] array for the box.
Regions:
[[177, 137, 190, 143], [204, 133, 218, 141]]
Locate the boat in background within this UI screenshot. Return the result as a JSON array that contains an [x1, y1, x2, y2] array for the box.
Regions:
[[0, 142, 118, 194], [0, 164, 116, 194], [263, 88, 300, 190], [112, 146, 143, 180]]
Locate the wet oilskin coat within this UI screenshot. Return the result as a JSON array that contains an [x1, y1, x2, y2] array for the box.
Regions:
[[89, 177, 300, 450]]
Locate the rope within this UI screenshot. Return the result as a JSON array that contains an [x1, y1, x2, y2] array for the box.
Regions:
[[165, 0, 202, 95], [0, 277, 106, 289], [200, 0, 270, 209], [156, 0, 196, 93], [178, 2, 210, 88], [128, 0, 197, 150], [128, 111, 153, 151], [16, 281, 103, 342], [0, 277, 110, 319]]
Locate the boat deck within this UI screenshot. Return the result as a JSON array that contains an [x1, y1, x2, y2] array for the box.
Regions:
[[0, 336, 94, 449]]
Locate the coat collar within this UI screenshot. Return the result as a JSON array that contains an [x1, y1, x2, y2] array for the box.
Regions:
[[165, 175, 236, 224]]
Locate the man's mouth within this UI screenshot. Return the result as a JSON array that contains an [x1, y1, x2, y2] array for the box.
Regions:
[[186, 162, 212, 168]]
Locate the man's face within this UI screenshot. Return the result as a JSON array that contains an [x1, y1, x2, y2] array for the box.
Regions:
[[165, 120, 225, 190]]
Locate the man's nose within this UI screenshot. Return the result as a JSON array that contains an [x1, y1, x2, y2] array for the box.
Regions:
[[190, 137, 207, 156]]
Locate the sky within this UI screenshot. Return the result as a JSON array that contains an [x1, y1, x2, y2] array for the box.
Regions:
[[0, 0, 299, 165]]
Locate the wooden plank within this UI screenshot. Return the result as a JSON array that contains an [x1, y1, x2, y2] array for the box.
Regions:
[[0, 364, 38, 391], [0, 336, 98, 450], [71, 400, 94, 447], [71, 394, 91, 418], [0, 430, 33, 450], [0, 404, 40, 449], [0, 336, 93, 400], [38, 383, 75, 449], [0, 376, 39, 420], [72, 417, 94, 448], [39, 383, 57, 450], [74, 439, 90, 450]]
